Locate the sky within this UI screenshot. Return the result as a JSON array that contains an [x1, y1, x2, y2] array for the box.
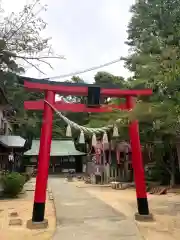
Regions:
[[2, 0, 135, 83]]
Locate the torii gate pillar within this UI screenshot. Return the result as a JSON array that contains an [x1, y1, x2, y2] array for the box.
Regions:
[[127, 96, 149, 216], [32, 90, 55, 222]]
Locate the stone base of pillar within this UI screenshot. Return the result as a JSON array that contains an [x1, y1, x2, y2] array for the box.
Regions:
[[26, 219, 48, 229], [134, 213, 154, 222]]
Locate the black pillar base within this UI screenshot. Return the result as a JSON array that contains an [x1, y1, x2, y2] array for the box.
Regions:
[[137, 197, 149, 215], [32, 202, 45, 222]]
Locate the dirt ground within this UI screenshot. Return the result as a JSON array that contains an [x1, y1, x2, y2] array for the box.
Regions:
[[71, 180, 180, 240], [0, 180, 56, 240], [2, 178, 180, 240]]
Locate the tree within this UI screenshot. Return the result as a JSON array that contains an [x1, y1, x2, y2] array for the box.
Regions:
[[94, 71, 126, 87], [0, 0, 64, 139], [122, 0, 180, 185], [0, 0, 64, 75]]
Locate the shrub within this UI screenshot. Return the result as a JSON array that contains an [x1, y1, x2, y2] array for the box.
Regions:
[[1, 172, 25, 197], [22, 172, 32, 182]]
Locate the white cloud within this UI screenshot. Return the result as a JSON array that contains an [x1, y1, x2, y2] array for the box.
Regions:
[[1, 0, 135, 82]]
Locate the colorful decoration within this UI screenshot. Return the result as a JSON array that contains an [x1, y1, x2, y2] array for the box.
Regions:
[[79, 131, 85, 144], [66, 124, 72, 137]]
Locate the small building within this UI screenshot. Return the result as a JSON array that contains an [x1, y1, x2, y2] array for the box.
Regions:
[[24, 139, 86, 174], [0, 135, 26, 171], [0, 86, 27, 171], [0, 86, 13, 135], [88, 140, 133, 183]]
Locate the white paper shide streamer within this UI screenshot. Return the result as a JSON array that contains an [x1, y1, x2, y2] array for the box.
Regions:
[[113, 125, 119, 137], [91, 133, 97, 146], [66, 125, 72, 137], [79, 131, 85, 144], [102, 132, 108, 144]]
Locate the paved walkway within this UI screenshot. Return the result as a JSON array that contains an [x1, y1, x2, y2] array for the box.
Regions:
[[49, 177, 142, 240]]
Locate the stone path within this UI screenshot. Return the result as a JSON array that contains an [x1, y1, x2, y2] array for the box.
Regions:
[[49, 177, 142, 240]]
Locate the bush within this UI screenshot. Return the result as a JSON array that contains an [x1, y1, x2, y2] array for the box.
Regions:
[[22, 172, 32, 182], [1, 172, 25, 197]]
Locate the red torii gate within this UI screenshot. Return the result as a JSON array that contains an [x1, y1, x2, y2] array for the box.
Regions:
[[24, 77, 152, 223]]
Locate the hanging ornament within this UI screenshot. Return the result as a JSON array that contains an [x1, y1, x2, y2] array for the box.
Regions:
[[102, 132, 108, 144], [108, 140, 112, 164], [79, 131, 85, 144], [91, 133, 97, 146], [66, 124, 72, 137], [116, 149, 120, 164], [95, 147, 101, 164], [113, 125, 119, 137]]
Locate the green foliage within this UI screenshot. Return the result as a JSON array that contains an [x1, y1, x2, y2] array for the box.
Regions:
[[120, 0, 180, 185], [0, 1, 64, 139], [1, 172, 25, 197], [94, 72, 126, 87], [73, 1, 180, 185], [0, 0, 53, 74], [145, 161, 170, 184], [122, 0, 180, 137], [21, 172, 32, 182]]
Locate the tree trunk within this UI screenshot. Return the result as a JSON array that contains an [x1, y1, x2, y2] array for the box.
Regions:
[[175, 141, 180, 172], [170, 154, 176, 187], [170, 171, 175, 187]]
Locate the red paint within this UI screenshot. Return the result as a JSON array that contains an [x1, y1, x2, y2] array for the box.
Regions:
[[24, 100, 127, 112], [34, 90, 55, 203], [126, 96, 147, 199], [24, 80, 152, 97]]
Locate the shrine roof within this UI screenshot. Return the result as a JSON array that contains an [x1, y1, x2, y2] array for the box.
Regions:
[[0, 135, 26, 148], [24, 139, 85, 156]]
